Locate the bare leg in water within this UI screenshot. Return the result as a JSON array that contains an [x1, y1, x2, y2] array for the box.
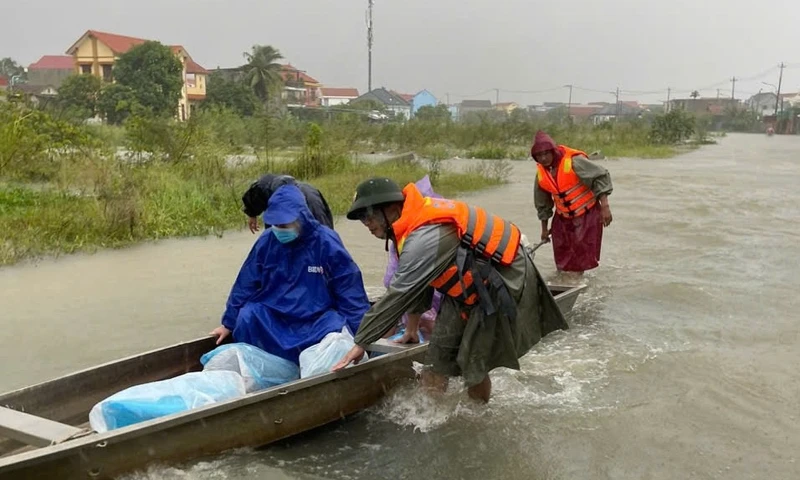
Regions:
[[421, 370, 448, 395], [422, 371, 492, 403], [467, 375, 492, 403]]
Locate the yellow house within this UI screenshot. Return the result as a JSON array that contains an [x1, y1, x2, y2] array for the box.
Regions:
[[65, 30, 208, 120], [495, 102, 519, 115]]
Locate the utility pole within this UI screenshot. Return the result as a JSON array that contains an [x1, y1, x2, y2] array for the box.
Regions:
[[564, 84, 573, 113], [614, 87, 620, 121], [494, 88, 499, 105], [446, 92, 450, 105], [775, 62, 785, 116], [730, 76, 737, 100], [366, 0, 374, 93], [666, 87, 671, 113], [717, 89, 721, 99]]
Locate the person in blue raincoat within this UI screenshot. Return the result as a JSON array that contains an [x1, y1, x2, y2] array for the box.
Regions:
[[210, 185, 371, 364]]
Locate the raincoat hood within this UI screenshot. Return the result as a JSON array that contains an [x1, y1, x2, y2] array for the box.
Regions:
[[264, 185, 318, 238], [531, 130, 558, 156]]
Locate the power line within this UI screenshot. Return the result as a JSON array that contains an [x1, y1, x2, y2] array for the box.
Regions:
[[440, 62, 798, 104]]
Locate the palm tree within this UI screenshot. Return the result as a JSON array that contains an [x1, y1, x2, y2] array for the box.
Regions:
[[241, 45, 284, 166], [241, 45, 284, 111]]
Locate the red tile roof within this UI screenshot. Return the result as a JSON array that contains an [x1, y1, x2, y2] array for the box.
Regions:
[[0, 76, 8, 87], [391, 91, 415, 102], [68, 30, 148, 55], [280, 64, 320, 85], [66, 30, 207, 72], [186, 59, 207, 74], [320, 87, 359, 98], [568, 105, 601, 117], [29, 55, 74, 70]]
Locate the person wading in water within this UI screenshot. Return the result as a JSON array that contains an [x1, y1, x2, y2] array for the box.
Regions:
[[532, 131, 614, 276]]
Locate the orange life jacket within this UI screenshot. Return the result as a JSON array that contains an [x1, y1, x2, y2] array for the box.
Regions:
[[392, 183, 521, 307], [536, 145, 596, 218]]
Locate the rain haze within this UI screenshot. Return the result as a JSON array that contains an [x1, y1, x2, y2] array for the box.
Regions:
[[4, 2, 800, 480], [6, 0, 800, 105]]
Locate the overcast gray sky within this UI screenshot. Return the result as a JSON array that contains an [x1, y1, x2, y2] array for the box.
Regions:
[[7, 0, 800, 105]]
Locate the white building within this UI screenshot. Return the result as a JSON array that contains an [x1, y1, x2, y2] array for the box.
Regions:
[[319, 87, 359, 107]]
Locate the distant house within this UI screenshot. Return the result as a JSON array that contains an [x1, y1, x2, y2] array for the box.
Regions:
[[319, 87, 359, 107], [27, 55, 74, 89], [410, 90, 438, 117], [456, 99, 493, 120], [0, 76, 7, 92], [567, 105, 602, 122], [65, 29, 208, 120], [779, 92, 800, 109], [352, 87, 411, 119], [495, 102, 519, 114], [280, 64, 322, 107], [12, 84, 59, 106], [747, 92, 778, 117], [391, 91, 415, 103], [448, 104, 459, 120], [669, 97, 740, 115], [590, 103, 642, 124]]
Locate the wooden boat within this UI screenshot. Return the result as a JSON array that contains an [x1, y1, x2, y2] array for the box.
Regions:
[[0, 284, 586, 480]]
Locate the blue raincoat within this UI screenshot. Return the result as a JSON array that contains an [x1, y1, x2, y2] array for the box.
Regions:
[[221, 185, 370, 363]]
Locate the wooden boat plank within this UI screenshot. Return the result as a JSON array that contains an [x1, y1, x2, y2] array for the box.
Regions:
[[0, 285, 586, 479], [0, 345, 427, 479], [366, 339, 417, 354], [0, 337, 217, 429], [0, 408, 85, 448]]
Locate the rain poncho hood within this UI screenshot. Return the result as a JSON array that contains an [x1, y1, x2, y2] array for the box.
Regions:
[[263, 183, 305, 226], [222, 185, 370, 363], [531, 130, 558, 157]]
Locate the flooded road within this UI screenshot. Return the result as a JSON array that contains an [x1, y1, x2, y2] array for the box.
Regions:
[[2, 133, 799, 479]]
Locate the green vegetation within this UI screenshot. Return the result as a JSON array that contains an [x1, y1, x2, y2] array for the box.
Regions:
[[0, 100, 506, 266], [54, 41, 183, 124], [1, 41, 720, 266]]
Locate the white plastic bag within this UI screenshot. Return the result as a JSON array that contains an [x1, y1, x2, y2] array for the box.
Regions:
[[88, 371, 246, 433], [200, 343, 300, 393], [299, 327, 368, 378]]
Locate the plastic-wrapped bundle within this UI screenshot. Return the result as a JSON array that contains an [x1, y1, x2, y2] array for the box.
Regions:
[[299, 327, 368, 378], [88, 371, 246, 433], [200, 343, 300, 392]]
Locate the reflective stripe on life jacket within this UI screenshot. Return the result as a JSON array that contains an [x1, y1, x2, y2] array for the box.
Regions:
[[392, 183, 521, 312], [536, 145, 597, 218]]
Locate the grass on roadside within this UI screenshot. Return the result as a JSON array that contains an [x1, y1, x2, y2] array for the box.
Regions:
[[0, 157, 505, 266]]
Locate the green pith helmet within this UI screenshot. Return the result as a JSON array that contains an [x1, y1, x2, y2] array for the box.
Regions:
[[346, 177, 405, 220]]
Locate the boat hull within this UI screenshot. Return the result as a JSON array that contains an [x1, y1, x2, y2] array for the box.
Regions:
[[0, 284, 586, 479]]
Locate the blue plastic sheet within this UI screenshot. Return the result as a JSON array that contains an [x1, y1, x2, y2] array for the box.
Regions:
[[89, 344, 301, 433], [88, 371, 246, 433], [200, 343, 300, 392]]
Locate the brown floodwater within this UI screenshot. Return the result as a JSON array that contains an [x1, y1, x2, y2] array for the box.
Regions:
[[1, 133, 798, 480]]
